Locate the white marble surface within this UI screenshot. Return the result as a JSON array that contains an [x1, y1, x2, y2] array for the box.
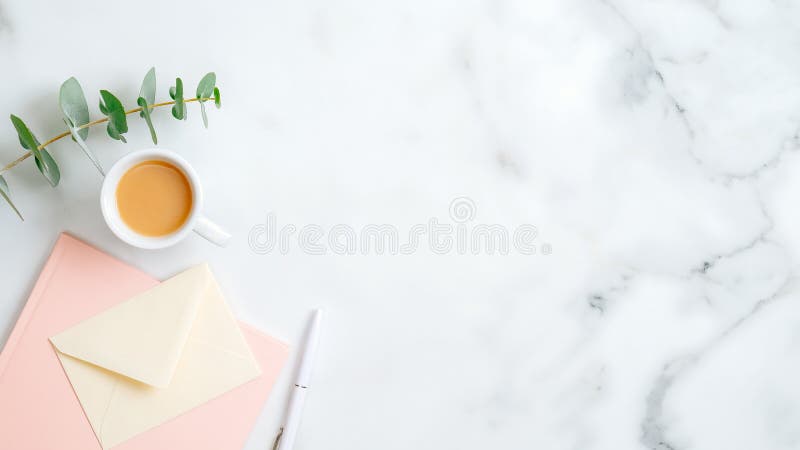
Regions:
[[2, 0, 800, 449]]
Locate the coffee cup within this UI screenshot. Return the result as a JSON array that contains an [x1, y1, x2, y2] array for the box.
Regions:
[[100, 148, 230, 249]]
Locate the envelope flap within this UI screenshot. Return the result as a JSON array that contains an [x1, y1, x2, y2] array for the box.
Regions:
[[50, 264, 212, 388]]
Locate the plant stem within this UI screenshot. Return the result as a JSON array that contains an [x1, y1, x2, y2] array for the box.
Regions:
[[0, 97, 213, 175]]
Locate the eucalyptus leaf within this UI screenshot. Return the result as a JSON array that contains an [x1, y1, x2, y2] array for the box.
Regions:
[[200, 101, 208, 128], [98, 90, 128, 143], [64, 118, 104, 175], [34, 149, 61, 187], [139, 67, 156, 118], [0, 175, 23, 220], [11, 115, 41, 155], [137, 97, 158, 144], [171, 78, 186, 120], [214, 87, 221, 109], [59, 77, 90, 140], [10, 115, 60, 187], [195, 72, 216, 129], [196, 72, 216, 100]]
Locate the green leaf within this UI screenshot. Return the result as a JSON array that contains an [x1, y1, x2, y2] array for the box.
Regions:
[[10, 115, 60, 187], [64, 118, 104, 175], [139, 67, 156, 118], [213, 87, 221, 109], [11, 115, 40, 154], [140, 67, 156, 103], [0, 175, 23, 220], [34, 149, 61, 187], [98, 90, 128, 143], [199, 101, 208, 128], [171, 78, 186, 120], [195, 72, 216, 129], [136, 68, 158, 144], [196, 72, 216, 100], [59, 77, 90, 140], [137, 97, 158, 145]]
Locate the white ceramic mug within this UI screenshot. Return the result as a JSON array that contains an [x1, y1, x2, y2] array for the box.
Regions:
[[100, 149, 231, 249]]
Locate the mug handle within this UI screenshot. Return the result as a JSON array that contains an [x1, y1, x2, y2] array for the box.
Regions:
[[194, 215, 232, 247]]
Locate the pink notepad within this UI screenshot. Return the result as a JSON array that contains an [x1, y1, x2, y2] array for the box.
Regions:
[[0, 233, 289, 450]]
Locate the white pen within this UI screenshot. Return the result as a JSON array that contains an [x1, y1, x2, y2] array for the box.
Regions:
[[273, 309, 323, 450]]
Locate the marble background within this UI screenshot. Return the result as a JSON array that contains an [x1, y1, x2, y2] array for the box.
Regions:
[[1, 0, 800, 449]]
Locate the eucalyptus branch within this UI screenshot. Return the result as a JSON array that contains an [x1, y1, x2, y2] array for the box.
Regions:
[[0, 97, 212, 176], [0, 68, 222, 221]]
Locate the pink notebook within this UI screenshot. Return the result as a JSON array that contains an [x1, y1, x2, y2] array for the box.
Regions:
[[0, 233, 289, 450]]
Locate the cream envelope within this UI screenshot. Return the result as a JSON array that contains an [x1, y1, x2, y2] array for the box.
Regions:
[[49, 264, 262, 449]]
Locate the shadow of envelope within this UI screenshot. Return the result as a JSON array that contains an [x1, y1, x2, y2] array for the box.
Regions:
[[49, 264, 262, 450]]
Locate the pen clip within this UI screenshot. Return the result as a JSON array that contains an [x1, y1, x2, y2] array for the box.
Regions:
[[271, 427, 284, 450]]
